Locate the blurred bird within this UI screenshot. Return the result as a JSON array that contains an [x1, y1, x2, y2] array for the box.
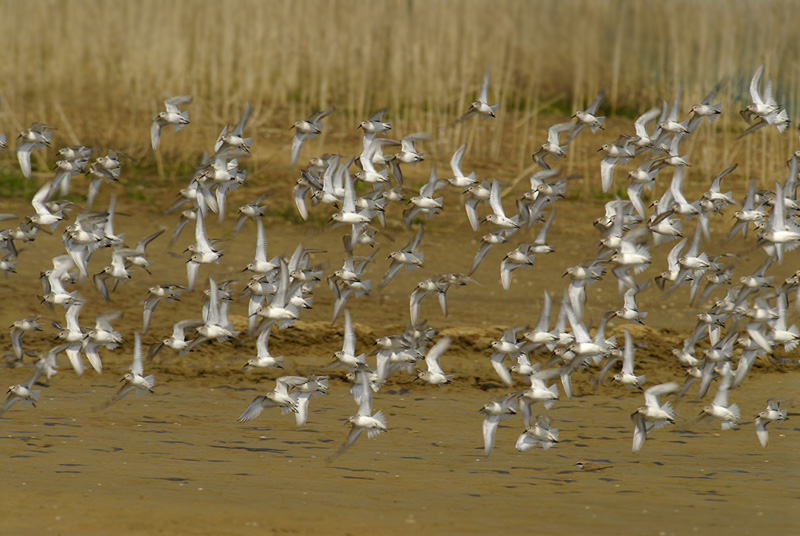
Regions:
[[290, 108, 335, 168], [151, 95, 192, 150], [452, 67, 498, 124]]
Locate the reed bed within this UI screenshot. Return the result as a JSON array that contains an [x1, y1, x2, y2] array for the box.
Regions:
[[0, 0, 797, 193]]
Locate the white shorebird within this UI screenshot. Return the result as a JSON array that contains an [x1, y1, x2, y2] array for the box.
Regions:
[[243, 217, 278, 275], [687, 81, 723, 133], [83, 310, 124, 373], [631, 382, 680, 454], [215, 102, 252, 153], [358, 108, 392, 150], [196, 276, 238, 344], [1, 376, 42, 416], [404, 165, 445, 228], [754, 400, 788, 448], [330, 160, 372, 226], [93, 249, 140, 302], [243, 322, 284, 371], [700, 362, 740, 430], [143, 284, 185, 334], [417, 336, 453, 385], [380, 224, 424, 288], [332, 309, 366, 370], [515, 414, 559, 451], [148, 319, 204, 360], [452, 67, 498, 124], [28, 181, 64, 232], [658, 85, 689, 134], [518, 367, 560, 427], [254, 259, 300, 331], [568, 87, 606, 142], [483, 179, 520, 229], [17, 122, 56, 178], [445, 143, 477, 189], [289, 108, 335, 168], [612, 329, 645, 388], [523, 291, 559, 350], [761, 182, 800, 264], [93, 332, 154, 410], [285, 375, 329, 427], [186, 209, 222, 291], [599, 136, 635, 192], [480, 392, 518, 456], [532, 121, 574, 170], [387, 132, 430, 186], [740, 64, 789, 135], [464, 178, 493, 231], [151, 95, 192, 150], [10, 315, 42, 361], [237, 376, 299, 423], [630, 106, 663, 150], [330, 365, 387, 461], [769, 291, 800, 352]]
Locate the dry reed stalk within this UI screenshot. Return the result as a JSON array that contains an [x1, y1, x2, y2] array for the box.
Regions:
[[0, 0, 796, 191]]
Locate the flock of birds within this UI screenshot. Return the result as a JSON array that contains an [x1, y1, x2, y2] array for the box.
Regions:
[[0, 63, 796, 461]]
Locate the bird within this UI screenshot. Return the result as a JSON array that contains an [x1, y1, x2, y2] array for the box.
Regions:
[[740, 64, 789, 135], [358, 108, 392, 150], [329, 365, 387, 461], [517, 368, 560, 427], [515, 415, 559, 451], [754, 400, 788, 448], [17, 122, 56, 178], [388, 132, 431, 186], [147, 319, 204, 361], [237, 376, 300, 423], [10, 315, 42, 361], [484, 179, 521, 229], [289, 108, 335, 168], [1, 376, 42, 416], [151, 95, 192, 150], [416, 336, 453, 385], [532, 121, 574, 170], [143, 284, 185, 334], [380, 224, 425, 289], [700, 362, 740, 430], [568, 87, 606, 142], [285, 375, 329, 427], [631, 382, 680, 453], [215, 102, 252, 153], [687, 81, 724, 133], [611, 329, 645, 388], [83, 310, 124, 373], [242, 322, 284, 371], [186, 209, 222, 291], [332, 308, 367, 371], [480, 393, 517, 456], [445, 143, 477, 189], [574, 461, 613, 472], [93, 332, 154, 411], [452, 67, 498, 124]]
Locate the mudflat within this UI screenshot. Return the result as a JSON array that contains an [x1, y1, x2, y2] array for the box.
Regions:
[[1, 197, 798, 536]]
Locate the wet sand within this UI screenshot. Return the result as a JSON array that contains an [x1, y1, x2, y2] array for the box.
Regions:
[[1, 195, 799, 535]]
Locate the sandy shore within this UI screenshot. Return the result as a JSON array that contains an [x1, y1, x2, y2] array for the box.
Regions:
[[1, 195, 798, 535]]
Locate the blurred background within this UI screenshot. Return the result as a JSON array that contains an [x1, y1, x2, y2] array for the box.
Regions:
[[0, 0, 797, 199]]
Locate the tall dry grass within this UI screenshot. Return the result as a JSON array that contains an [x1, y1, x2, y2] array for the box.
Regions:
[[0, 0, 797, 191]]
